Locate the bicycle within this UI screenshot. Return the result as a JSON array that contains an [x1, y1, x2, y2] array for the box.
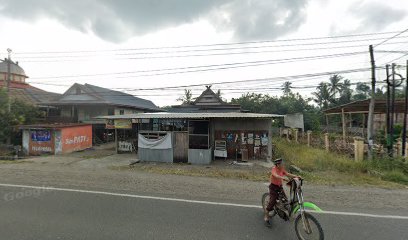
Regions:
[[262, 178, 324, 240]]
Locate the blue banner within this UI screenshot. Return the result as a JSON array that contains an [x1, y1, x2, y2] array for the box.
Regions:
[[31, 130, 51, 142]]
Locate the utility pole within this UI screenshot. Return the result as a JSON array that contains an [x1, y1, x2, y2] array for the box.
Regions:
[[367, 45, 376, 160], [390, 63, 397, 156], [6, 48, 12, 113], [386, 65, 391, 156], [403, 60, 408, 156]]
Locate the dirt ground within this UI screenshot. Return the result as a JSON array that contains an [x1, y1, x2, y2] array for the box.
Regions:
[[1, 144, 407, 215]]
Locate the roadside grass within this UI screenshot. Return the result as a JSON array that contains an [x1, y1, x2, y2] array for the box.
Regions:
[[274, 138, 408, 187]]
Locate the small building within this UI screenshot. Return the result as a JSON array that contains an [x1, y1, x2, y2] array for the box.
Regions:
[[20, 124, 92, 155], [99, 112, 283, 164]]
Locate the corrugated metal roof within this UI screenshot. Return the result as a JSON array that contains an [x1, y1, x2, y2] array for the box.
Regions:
[[47, 83, 161, 111], [19, 123, 91, 130], [9, 87, 61, 105], [96, 112, 284, 119]]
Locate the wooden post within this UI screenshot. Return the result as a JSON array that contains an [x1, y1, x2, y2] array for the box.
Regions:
[[324, 133, 329, 152], [396, 138, 402, 157], [405, 141, 408, 158], [294, 129, 298, 143], [354, 137, 364, 161], [286, 129, 290, 141], [307, 131, 312, 147], [115, 128, 118, 154], [362, 114, 366, 138], [342, 108, 346, 143], [267, 119, 273, 161], [279, 127, 283, 137]]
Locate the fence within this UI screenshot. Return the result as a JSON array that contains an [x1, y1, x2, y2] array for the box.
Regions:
[[278, 128, 406, 161]]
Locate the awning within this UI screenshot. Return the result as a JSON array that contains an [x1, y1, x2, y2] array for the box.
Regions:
[[95, 112, 284, 120]]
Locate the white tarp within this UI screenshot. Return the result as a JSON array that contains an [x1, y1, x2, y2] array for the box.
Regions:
[[138, 133, 172, 149]]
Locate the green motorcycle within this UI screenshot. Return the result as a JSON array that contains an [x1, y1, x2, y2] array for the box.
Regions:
[[262, 178, 324, 240]]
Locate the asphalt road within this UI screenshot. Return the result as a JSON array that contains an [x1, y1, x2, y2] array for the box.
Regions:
[[1, 185, 407, 240]]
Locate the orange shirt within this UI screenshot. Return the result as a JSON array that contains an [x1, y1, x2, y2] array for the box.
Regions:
[[270, 166, 287, 186]]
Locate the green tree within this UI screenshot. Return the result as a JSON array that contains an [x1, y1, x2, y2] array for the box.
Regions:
[[328, 74, 343, 99], [177, 89, 193, 104], [353, 83, 371, 100], [282, 81, 292, 96], [312, 82, 333, 109], [231, 92, 322, 130], [0, 89, 42, 144], [338, 79, 353, 104]]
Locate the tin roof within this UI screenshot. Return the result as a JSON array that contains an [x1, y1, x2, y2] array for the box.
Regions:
[[324, 98, 406, 115], [96, 112, 283, 119], [47, 83, 161, 111], [19, 123, 91, 130]]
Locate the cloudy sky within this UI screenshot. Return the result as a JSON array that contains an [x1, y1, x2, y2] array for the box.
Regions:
[[0, 0, 407, 106]]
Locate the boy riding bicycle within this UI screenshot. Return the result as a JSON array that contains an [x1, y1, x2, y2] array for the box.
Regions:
[[264, 158, 301, 227]]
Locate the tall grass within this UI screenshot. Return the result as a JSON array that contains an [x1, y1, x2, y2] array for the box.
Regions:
[[274, 138, 408, 185]]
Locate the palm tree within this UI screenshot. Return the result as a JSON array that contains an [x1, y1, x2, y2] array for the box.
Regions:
[[328, 74, 343, 99], [313, 82, 332, 109], [282, 81, 292, 96], [338, 79, 353, 104], [353, 83, 371, 100], [177, 89, 193, 104]]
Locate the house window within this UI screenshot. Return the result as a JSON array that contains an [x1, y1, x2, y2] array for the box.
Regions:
[[107, 108, 114, 116], [119, 109, 125, 115]]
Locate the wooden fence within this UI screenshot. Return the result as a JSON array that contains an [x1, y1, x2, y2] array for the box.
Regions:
[[279, 128, 406, 160]]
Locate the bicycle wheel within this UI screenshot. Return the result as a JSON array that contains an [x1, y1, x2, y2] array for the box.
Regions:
[[294, 212, 324, 240], [261, 193, 276, 217]]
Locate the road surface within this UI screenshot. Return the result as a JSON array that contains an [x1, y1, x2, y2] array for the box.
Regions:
[[1, 184, 407, 240]]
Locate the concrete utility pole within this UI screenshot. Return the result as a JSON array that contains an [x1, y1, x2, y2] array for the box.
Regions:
[[402, 60, 408, 156], [6, 48, 12, 113], [367, 45, 376, 160]]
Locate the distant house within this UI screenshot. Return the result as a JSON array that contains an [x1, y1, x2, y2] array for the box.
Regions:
[[45, 83, 162, 141], [0, 59, 60, 108], [168, 86, 243, 113]]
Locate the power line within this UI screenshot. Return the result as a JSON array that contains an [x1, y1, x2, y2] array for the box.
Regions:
[[13, 30, 405, 55], [28, 51, 366, 81], [373, 28, 408, 48], [29, 66, 380, 93], [25, 82, 372, 98], [15, 38, 408, 62], [19, 35, 408, 59]]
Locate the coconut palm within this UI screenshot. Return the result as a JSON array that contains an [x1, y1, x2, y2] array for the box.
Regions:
[[328, 74, 343, 98], [312, 82, 332, 109], [282, 81, 293, 96]]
